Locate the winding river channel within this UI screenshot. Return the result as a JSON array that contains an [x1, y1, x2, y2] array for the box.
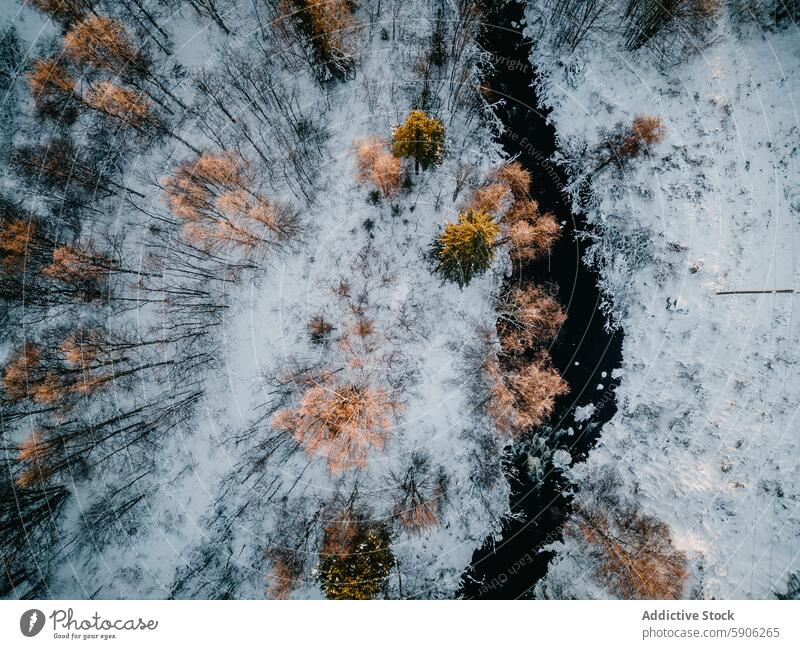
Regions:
[[459, 0, 624, 599]]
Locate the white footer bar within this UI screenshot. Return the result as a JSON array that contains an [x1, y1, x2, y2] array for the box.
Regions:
[[1, 600, 797, 648]]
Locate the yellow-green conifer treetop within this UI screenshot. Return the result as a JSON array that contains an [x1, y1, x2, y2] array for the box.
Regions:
[[432, 209, 500, 288], [317, 522, 394, 599], [391, 110, 445, 174]]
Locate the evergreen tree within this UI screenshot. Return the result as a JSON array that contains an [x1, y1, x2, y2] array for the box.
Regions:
[[317, 516, 394, 600], [432, 209, 499, 288], [391, 110, 445, 174]]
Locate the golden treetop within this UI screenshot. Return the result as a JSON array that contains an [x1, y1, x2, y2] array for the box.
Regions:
[[440, 209, 500, 254], [391, 110, 445, 169]]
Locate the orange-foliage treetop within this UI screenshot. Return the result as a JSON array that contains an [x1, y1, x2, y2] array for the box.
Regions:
[[64, 15, 148, 78], [272, 376, 399, 473]]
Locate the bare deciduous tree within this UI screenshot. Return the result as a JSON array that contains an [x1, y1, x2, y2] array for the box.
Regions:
[[622, 0, 720, 51], [164, 151, 299, 256], [484, 352, 568, 438], [595, 114, 667, 173], [0, 470, 69, 597], [272, 373, 400, 473], [353, 136, 403, 199], [25, 0, 92, 26], [277, 0, 357, 82], [390, 452, 447, 533], [26, 58, 80, 123], [496, 284, 566, 356], [566, 469, 689, 599]]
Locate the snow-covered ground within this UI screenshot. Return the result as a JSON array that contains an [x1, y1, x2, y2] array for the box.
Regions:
[[7, 0, 796, 602], [524, 1, 800, 598]]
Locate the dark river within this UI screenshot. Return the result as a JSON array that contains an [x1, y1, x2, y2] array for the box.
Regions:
[[459, 0, 624, 599]]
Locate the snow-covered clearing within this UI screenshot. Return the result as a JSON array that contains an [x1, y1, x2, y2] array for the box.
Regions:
[[525, 1, 800, 598]]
